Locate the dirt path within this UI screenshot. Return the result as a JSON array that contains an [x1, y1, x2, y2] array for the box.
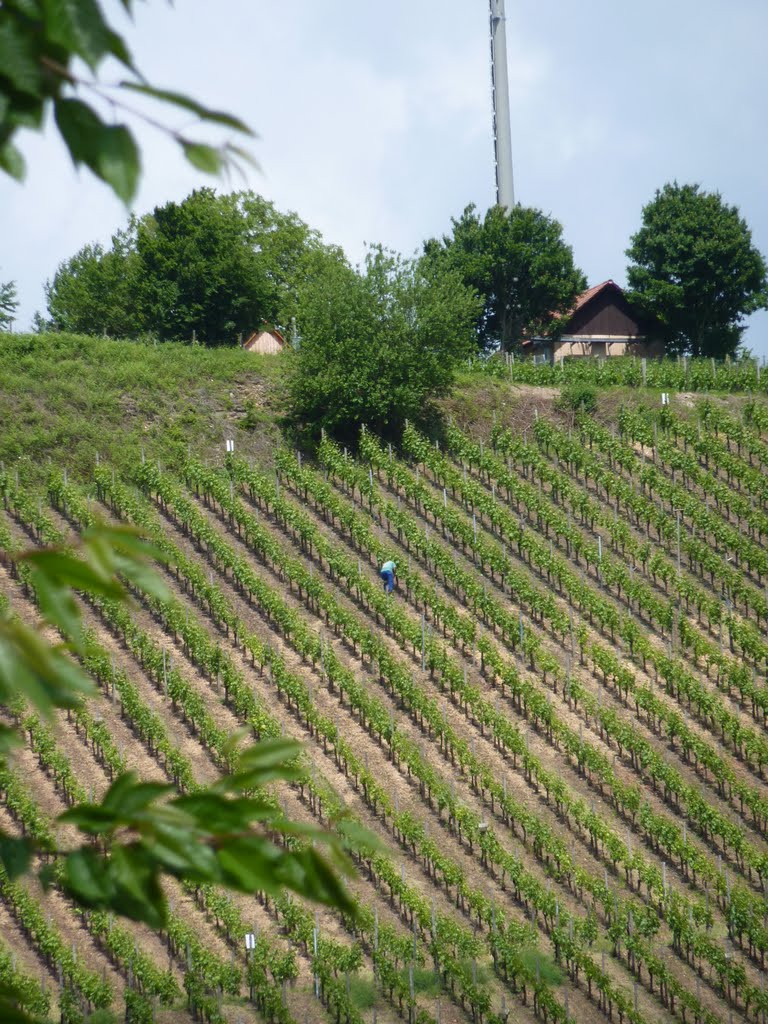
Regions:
[[2, 476, 750, 1022], [0, 813, 63, 1018], [2, 502, 470, 1023], [9, 483, 749, 1019], [0, 547, 276, 1022], [0, 806, 127, 1011], [408, 456, 768, 828], [624, 434, 768, 590], [2, 712, 225, 1020]]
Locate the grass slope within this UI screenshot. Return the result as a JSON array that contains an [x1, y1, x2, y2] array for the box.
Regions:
[[0, 332, 285, 483], [2, 333, 762, 492]]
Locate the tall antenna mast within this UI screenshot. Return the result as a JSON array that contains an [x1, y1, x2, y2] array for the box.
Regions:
[[489, 0, 515, 209]]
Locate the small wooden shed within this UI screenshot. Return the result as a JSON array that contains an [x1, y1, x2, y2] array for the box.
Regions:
[[242, 327, 287, 355]]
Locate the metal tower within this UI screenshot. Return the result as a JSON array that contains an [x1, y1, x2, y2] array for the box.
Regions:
[[489, 0, 515, 209]]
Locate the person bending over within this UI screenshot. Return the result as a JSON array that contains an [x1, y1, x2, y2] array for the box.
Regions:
[[379, 559, 398, 594]]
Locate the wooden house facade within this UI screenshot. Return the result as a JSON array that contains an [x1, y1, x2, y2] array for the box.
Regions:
[[522, 280, 664, 363], [242, 327, 287, 355]]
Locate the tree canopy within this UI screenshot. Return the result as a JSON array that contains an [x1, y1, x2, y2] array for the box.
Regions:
[[0, 0, 253, 201], [42, 189, 339, 344], [0, 276, 18, 330], [136, 189, 270, 344], [423, 203, 586, 353], [626, 182, 768, 358], [43, 232, 140, 338], [287, 246, 482, 443]]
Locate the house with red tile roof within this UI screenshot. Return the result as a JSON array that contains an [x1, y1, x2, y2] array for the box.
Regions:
[[521, 280, 664, 363]]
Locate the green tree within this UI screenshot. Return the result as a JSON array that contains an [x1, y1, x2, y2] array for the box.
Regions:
[[240, 192, 342, 330], [423, 203, 586, 353], [135, 188, 271, 344], [625, 182, 768, 358], [287, 245, 482, 443], [42, 190, 336, 343], [0, 276, 18, 330], [0, 0, 253, 201], [43, 227, 140, 337]]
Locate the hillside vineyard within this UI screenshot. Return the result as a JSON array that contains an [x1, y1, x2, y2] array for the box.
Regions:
[[1, 406, 768, 1024]]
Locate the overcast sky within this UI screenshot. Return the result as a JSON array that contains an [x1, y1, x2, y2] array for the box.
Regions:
[[2, 0, 768, 353]]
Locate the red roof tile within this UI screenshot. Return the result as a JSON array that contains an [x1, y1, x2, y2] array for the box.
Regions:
[[571, 280, 616, 312], [521, 280, 622, 346]]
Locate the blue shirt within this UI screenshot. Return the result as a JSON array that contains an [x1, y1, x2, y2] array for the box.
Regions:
[[381, 560, 397, 574]]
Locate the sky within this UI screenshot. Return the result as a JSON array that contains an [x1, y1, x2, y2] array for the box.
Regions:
[[2, 0, 768, 353]]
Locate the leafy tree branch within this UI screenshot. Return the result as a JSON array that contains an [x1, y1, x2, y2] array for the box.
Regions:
[[0, 0, 255, 202], [0, 519, 359, 1022]]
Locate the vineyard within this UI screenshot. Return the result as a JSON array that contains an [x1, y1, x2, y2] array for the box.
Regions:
[[479, 355, 768, 393], [2, 395, 768, 1024]]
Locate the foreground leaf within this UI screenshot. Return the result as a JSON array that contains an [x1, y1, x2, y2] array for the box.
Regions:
[[121, 82, 254, 134], [0, 618, 95, 716], [181, 142, 223, 175], [0, 835, 33, 880], [0, 19, 43, 96], [0, 141, 26, 181], [42, 0, 115, 70], [21, 548, 124, 600], [54, 98, 140, 203]]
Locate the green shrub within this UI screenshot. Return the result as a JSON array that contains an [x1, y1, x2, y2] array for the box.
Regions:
[[347, 974, 377, 1009], [518, 948, 564, 986], [239, 399, 263, 430], [556, 381, 597, 414]]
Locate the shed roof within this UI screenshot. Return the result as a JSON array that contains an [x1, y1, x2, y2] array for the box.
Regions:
[[569, 280, 619, 315], [522, 280, 633, 348], [243, 326, 286, 348]]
